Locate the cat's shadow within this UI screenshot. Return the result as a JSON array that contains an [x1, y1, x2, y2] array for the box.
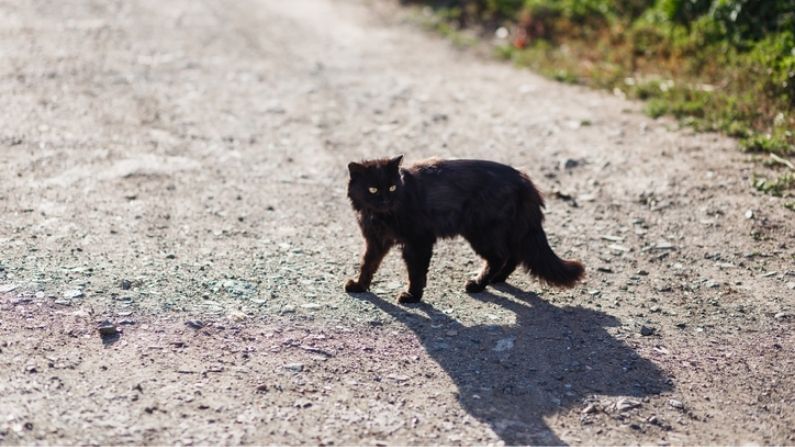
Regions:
[[353, 284, 671, 446]]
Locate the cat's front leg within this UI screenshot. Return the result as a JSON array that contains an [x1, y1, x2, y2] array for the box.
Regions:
[[345, 237, 392, 293], [397, 241, 433, 304]]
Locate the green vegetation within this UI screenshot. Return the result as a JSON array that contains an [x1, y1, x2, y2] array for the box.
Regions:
[[409, 0, 795, 199]]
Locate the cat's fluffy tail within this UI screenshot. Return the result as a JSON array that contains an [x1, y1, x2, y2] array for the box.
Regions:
[[520, 229, 585, 288], [516, 174, 584, 288]]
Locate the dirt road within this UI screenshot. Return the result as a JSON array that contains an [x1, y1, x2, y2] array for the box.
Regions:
[[1, 0, 793, 444]]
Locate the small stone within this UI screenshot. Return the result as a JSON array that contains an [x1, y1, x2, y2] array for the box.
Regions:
[[493, 337, 515, 352], [64, 289, 84, 299], [744, 209, 754, 219], [284, 363, 304, 373], [648, 415, 659, 425], [582, 403, 598, 414], [98, 324, 118, 338], [654, 240, 675, 250], [120, 279, 132, 290], [616, 397, 642, 412], [774, 312, 792, 320], [561, 158, 581, 170], [640, 326, 655, 336], [668, 399, 684, 409], [0, 284, 18, 293], [787, 282, 795, 290], [601, 235, 624, 242], [281, 305, 296, 314], [256, 384, 268, 393], [185, 320, 204, 329], [637, 270, 649, 276], [227, 310, 247, 322]]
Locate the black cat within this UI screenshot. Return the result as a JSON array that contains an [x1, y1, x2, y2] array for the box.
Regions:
[[345, 156, 584, 303]]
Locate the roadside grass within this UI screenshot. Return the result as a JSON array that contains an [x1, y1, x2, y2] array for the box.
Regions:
[[405, 1, 795, 205]]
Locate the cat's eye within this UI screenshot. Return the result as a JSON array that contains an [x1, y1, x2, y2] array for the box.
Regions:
[[368, 187, 378, 194], [389, 185, 397, 192]]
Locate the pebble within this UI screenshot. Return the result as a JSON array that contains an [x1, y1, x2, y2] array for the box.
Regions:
[[98, 324, 118, 338], [786, 281, 795, 290], [0, 284, 18, 293], [647, 415, 659, 425], [640, 326, 655, 336], [493, 337, 515, 352], [64, 289, 84, 299], [654, 240, 675, 250], [281, 305, 296, 314], [185, 320, 204, 329], [227, 310, 247, 322], [668, 399, 684, 409], [120, 279, 132, 290], [561, 158, 581, 170], [616, 397, 642, 412], [774, 312, 791, 320], [284, 363, 304, 373]]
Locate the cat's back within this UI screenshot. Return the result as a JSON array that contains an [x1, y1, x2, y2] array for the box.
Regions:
[[402, 158, 528, 220], [405, 158, 523, 188]]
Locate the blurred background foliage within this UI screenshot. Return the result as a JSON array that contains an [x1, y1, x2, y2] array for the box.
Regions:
[[405, 0, 795, 158]]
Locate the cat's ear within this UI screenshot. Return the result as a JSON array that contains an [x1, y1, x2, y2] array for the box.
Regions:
[[348, 162, 366, 178], [388, 155, 404, 169]]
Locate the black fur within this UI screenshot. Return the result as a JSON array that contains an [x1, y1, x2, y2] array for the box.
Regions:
[[345, 156, 584, 303]]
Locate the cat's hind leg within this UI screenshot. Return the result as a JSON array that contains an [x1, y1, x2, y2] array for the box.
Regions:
[[465, 256, 504, 292], [464, 234, 509, 292], [490, 258, 518, 284]]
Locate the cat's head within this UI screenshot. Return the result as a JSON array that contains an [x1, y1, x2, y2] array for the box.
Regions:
[[347, 155, 404, 213]]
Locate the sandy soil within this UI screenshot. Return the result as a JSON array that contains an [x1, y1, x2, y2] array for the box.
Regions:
[[0, 0, 793, 444]]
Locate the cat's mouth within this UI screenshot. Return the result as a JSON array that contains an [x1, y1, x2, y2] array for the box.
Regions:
[[368, 201, 396, 213]]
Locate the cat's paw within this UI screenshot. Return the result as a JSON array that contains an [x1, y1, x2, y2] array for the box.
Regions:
[[489, 275, 509, 284], [397, 291, 421, 304], [344, 279, 367, 293], [465, 279, 486, 293]]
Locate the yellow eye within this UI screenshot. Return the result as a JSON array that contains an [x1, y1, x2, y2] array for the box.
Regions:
[[368, 187, 378, 194], [389, 185, 397, 192]]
